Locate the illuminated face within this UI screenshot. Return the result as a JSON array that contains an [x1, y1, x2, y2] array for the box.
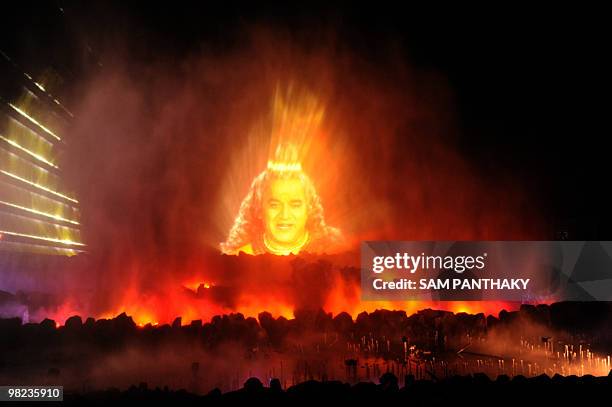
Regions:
[[263, 177, 308, 247]]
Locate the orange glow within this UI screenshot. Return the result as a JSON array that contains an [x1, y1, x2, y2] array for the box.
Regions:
[[43, 300, 83, 327], [183, 280, 215, 292], [39, 39, 546, 329], [53, 298, 514, 328], [46, 256, 518, 327]]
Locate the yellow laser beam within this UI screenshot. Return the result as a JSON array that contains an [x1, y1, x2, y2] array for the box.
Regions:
[[54, 99, 74, 118], [0, 200, 79, 225], [0, 240, 83, 256], [0, 170, 79, 204], [0, 229, 85, 246], [0, 134, 58, 169], [8, 103, 61, 141]]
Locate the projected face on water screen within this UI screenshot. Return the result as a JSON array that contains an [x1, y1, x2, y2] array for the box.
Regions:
[[220, 148, 344, 256], [264, 177, 309, 250]]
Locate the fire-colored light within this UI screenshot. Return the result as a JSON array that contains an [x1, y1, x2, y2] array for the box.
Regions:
[[0, 200, 79, 225], [137, 322, 159, 327], [0, 170, 79, 204], [183, 281, 215, 292], [8, 103, 61, 141], [0, 229, 85, 247], [267, 160, 302, 172], [0, 134, 58, 169], [220, 87, 344, 256]]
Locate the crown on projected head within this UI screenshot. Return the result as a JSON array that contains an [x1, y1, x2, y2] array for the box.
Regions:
[[267, 143, 302, 173]]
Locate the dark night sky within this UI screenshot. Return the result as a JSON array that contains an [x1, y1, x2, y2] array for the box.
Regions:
[[2, 1, 608, 239]]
